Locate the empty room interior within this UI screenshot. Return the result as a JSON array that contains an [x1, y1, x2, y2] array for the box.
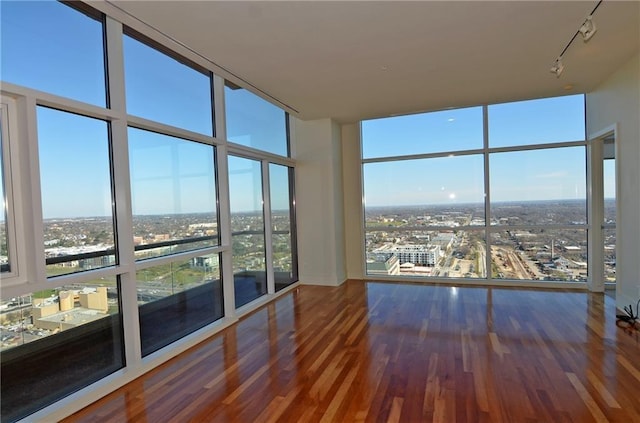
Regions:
[[1, 1, 639, 422]]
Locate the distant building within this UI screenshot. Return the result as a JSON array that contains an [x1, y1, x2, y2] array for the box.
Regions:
[[188, 223, 217, 230], [59, 291, 74, 311], [430, 232, 455, 251], [372, 244, 441, 266], [32, 287, 109, 330], [79, 287, 108, 313], [191, 256, 217, 272], [31, 302, 59, 319], [366, 255, 399, 275]]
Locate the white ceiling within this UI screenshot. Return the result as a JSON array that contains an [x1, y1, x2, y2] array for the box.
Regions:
[[110, 0, 639, 124]]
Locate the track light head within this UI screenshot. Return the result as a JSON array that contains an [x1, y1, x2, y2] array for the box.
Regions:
[[579, 16, 597, 41], [550, 57, 564, 77]]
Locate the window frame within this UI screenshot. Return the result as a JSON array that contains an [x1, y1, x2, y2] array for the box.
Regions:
[[0, 100, 21, 281], [127, 126, 222, 262], [224, 80, 291, 158], [36, 104, 119, 278], [361, 98, 589, 285], [122, 26, 215, 137]]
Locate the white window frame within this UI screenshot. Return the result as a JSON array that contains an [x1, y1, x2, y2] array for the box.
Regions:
[[360, 101, 590, 288], [0, 97, 28, 285]]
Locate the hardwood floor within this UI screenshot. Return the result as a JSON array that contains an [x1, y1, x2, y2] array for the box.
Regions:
[[63, 280, 640, 423]]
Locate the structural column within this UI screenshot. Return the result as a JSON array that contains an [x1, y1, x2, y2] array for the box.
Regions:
[[293, 118, 346, 286]]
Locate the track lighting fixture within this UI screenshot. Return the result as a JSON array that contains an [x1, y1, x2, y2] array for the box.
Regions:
[[548, 1, 602, 78], [578, 16, 597, 41], [550, 57, 564, 77]]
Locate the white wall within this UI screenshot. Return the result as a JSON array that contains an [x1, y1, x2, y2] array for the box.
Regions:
[[293, 118, 347, 286], [586, 53, 640, 309], [342, 123, 365, 279]]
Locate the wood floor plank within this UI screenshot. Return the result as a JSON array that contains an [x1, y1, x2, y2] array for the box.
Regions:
[[586, 369, 621, 409], [62, 281, 640, 423], [566, 372, 609, 423]]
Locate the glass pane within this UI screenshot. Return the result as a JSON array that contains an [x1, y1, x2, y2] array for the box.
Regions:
[[488, 95, 585, 148], [37, 107, 115, 277], [0, 119, 9, 273], [490, 229, 587, 281], [604, 229, 616, 283], [363, 155, 485, 227], [362, 106, 483, 158], [490, 147, 586, 225], [137, 255, 223, 356], [128, 128, 218, 260], [603, 155, 615, 284], [0, 278, 123, 421], [604, 159, 616, 224], [366, 229, 486, 278], [1, 1, 106, 106], [224, 83, 288, 156], [228, 156, 266, 307], [269, 164, 297, 291], [124, 35, 213, 135]]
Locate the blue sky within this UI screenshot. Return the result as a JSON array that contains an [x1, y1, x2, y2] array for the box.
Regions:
[[36, 107, 113, 218], [128, 128, 217, 216], [1, 1, 611, 218], [1, 1, 290, 217], [362, 95, 590, 207]]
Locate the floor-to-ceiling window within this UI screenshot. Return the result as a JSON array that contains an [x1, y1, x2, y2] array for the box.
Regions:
[[362, 94, 587, 283], [228, 155, 267, 308], [225, 82, 297, 306], [0, 1, 297, 421], [122, 31, 225, 357], [1, 3, 125, 421], [269, 163, 298, 291]]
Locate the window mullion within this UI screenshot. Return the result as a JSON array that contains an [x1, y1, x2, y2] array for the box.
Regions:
[[105, 15, 141, 365], [587, 138, 605, 291], [21, 96, 48, 287], [263, 160, 275, 295], [213, 74, 236, 317], [483, 105, 493, 281]]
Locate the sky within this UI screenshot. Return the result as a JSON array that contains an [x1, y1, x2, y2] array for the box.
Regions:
[[0, 1, 290, 218], [362, 95, 592, 207], [0, 1, 614, 218]]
